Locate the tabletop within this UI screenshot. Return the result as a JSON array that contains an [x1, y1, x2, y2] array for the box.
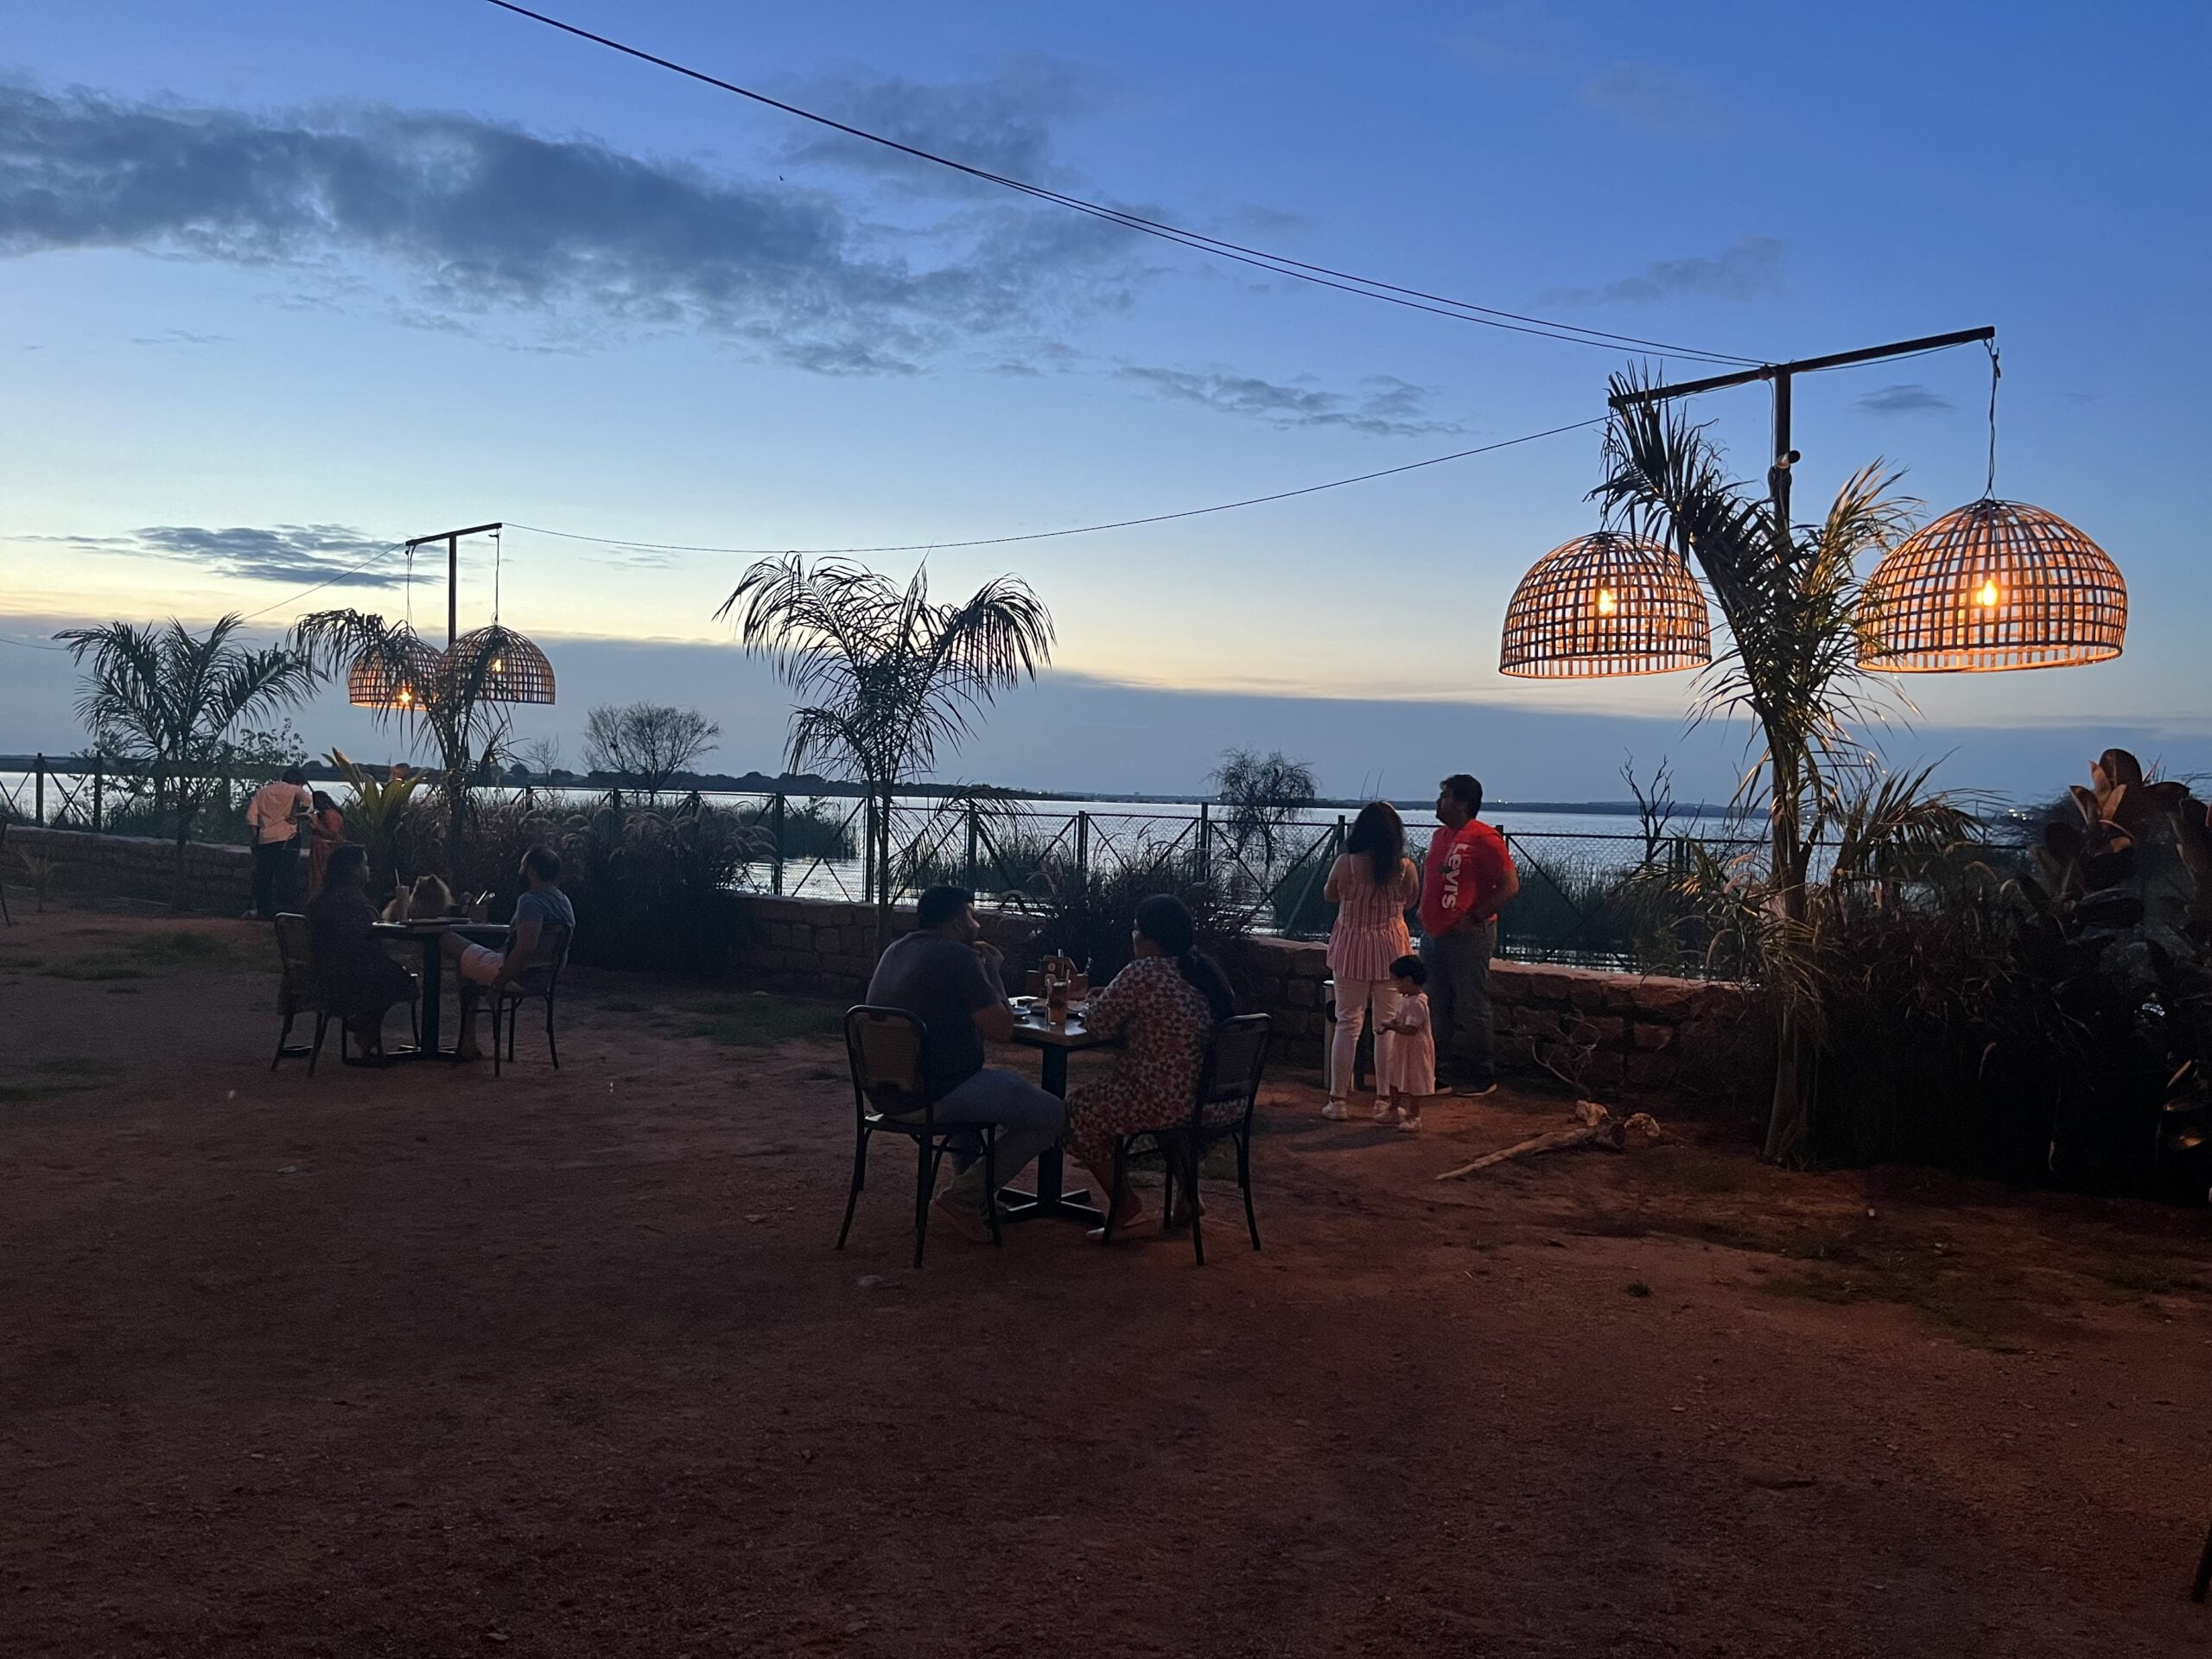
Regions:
[[1006, 1008, 1116, 1051], [372, 919, 512, 937]]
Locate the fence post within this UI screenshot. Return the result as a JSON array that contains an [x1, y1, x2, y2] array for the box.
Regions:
[[1198, 800, 1210, 890], [92, 756, 105, 835], [1076, 810, 1090, 898], [35, 753, 44, 825], [861, 795, 876, 905], [965, 804, 980, 893], [771, 793, 785, 896], [220, 742, 233, 813]]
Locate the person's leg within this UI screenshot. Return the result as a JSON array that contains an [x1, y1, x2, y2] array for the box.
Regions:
[[1442, 925, 1497, 1089], [251, 842, 279, 918], [928, 1068, 1066, 1208], [445, 939, 505, 1060], [1421, 935, 1456, 1082], [1326, 977, 1374, 1112]]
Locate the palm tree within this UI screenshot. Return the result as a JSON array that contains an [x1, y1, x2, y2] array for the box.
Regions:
[[1592, 373, 1922, 1162], [55, 615, 318, 900], [291, 612, 520, 868], [719, 556, 1053, 946]]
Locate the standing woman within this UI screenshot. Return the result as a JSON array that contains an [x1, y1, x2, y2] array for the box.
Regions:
[[1321, 801, 1420, 1121], [306, 791, 348, 898]]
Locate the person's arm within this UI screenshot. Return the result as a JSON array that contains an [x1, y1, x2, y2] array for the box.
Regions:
[[1322, 853, 1349, 905], [1465, 835, 1520, 925], [963, 946, 1014, 1044], [1083, 963, 1141, 1039], [495, 912, 543, 988]]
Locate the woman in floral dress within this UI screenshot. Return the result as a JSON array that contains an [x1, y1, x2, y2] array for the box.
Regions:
[[1063, 893, 1237, 1237]]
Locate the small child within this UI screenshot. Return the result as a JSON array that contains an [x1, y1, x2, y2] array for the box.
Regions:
[[1376, 954, 1437, 1131]]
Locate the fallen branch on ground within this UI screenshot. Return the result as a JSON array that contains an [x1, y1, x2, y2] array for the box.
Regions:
[[1434, 1100, 1664, 1180]]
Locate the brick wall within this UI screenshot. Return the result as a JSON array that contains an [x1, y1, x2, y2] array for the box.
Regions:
[[723, 893, 1770, 1113], [6, 824, 256, 914]]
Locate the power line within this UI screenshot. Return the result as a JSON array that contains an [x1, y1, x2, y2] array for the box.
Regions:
[[478, 1, 1761, 368], [506, 415, 1609, 557], [233, 540, 410, 623]]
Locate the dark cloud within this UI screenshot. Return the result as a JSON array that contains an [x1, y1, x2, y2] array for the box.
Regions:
[[0, 80, 1144, 372], [1116, 366, 1464, 437], [1857, 384, 1956, 416], [28, 524, 403, 588], [1535, 234, 1783, 308], [1579, 62, 1727, 138]]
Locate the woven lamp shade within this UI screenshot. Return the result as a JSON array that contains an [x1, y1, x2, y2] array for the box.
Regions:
[[1499, 532, 1712, 679], [346, 630, 442, 710], [1861, 499, 2126, 673], [447, 625, 556, 705]]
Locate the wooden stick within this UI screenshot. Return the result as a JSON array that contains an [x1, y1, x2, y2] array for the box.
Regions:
[[1433, 1123, 1619, 1180]]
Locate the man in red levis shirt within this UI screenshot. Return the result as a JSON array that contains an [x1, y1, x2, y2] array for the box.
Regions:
[[1418, 772, 1519, 1095]]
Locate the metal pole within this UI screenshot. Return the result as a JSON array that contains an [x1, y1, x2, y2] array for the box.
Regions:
[[447, 533, 459, 646], [1076, 810, 1090, 895], [965, 804, 980, 893], [1769, 369, 1796, 534], [92, 756, 104, 835], [1198, 801, 1210, 889], [861, 795, 875, 904], [35, 753, 44, 825], [771, 792, 785, 895]]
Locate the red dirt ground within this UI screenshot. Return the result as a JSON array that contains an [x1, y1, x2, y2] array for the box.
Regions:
[[3, 907, 2211, 1657]]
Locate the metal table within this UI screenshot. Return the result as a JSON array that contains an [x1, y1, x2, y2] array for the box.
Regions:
[[371, 919, 510, 1060], [1000, 1012, 1117, 1224]]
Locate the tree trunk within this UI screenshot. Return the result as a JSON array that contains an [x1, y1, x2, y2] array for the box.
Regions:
[[1760, 743, 1815, 1164]]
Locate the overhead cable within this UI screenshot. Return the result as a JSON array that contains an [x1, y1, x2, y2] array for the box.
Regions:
[[478, 1, 1761, 368], [506, 415, 1610, 558]]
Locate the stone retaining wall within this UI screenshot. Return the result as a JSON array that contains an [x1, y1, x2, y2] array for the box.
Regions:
[[723, 894, 1770, 1113], [5, 824, 256, 914]]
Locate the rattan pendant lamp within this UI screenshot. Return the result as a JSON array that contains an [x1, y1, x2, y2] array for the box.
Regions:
[[1861, 346, 2126, 672], [435, 525, 556, 705], [346, 547, 442, 709], [1498, 530, 1712, 678]]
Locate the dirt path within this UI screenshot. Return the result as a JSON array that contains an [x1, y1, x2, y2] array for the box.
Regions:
[[3, 908, 2209, 1656]]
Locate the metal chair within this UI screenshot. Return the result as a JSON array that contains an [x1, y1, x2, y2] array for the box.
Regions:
[[488, 922, 572, 1076], [838, 1006, 1000, 1268], [271, 913, 417, 1074], [1103, 1013, 1273, 1265]]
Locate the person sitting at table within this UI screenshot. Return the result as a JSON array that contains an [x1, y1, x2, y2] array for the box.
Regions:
[[1062, 893, 1236, 1240], [864, 886, 1066, 1244], [305, 843, 415, 1063], [442, 845, 575, 1064]]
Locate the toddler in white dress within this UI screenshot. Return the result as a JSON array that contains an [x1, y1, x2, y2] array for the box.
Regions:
[[1377, 954, 1437, 1131]]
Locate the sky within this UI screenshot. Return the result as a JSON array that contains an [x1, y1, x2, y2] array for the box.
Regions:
[[2, 0, 2208, 801]]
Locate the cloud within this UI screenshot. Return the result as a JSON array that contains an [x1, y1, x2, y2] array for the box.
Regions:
[[1446, 3, 1573, 76], [1579, 61, 1727, 138], [1535, 234, 1783, 308], [1857, 384, 1955, 416], [1116, 366, 1465, 437], [24, 524, 404, 588], [0, 79, 1146, 373], [128, 328, 229, 346], [778, 54, 1104, 193]]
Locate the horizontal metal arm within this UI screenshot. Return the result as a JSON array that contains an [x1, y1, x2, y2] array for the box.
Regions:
[[1608, 327, 1995, 408]]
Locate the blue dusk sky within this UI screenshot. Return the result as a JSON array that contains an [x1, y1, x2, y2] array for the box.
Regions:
[[1, 0, 2206, 800]]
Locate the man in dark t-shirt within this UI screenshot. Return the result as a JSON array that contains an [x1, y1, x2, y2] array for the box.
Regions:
[[865, 887, 1065, 1243]]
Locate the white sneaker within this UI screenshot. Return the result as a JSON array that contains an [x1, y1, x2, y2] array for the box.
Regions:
[[1396, 1112, 1423, 1133], [1320, 1099, 1349, 1121], [1371, 1100, 1395, 1123]]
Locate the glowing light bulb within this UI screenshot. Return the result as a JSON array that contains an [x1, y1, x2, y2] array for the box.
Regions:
[[1974, 580, 2000, 609], [491, 658, 505, 673], [1595, 587, 1618, 617], [397, 687, 413, 706]]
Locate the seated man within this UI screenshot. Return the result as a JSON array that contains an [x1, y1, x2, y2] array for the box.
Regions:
[[867, 886, 1066, 1244], [442, 844, 575, 1062]]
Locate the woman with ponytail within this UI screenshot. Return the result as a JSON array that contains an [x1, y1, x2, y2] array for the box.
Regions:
[[1062, 893, 1236, 1237]]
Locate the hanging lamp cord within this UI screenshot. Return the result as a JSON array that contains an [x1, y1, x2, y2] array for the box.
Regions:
[[1984, 340, 2002, 499]]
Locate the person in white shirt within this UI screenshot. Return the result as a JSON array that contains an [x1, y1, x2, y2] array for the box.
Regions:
[[245, 766, 313, 918]]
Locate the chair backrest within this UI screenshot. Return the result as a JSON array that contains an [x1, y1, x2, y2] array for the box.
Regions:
[[510, 921, 572, 995], [1195, 1014, 1272, 1128], [273, 912, 316, 1000], [845, 1005, 931, 1121]]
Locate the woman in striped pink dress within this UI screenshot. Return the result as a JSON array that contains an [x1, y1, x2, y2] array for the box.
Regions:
[[1321, 801, 1421, 1120]]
